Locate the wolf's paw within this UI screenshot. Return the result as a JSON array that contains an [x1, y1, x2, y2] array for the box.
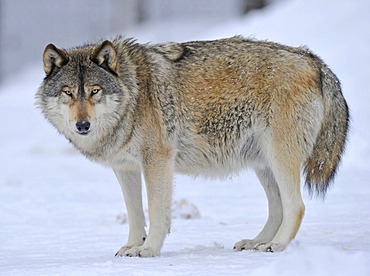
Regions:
[[115, 245, 134, 257], [233, 239, 262, 251], [121, 246, 159, 258], [255, 242, 286, 252]]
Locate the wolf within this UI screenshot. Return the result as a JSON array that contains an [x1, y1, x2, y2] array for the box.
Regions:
[[36, 36, 349, 257]]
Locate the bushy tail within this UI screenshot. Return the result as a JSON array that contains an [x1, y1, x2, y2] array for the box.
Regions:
[[304, 61, 349, 196]]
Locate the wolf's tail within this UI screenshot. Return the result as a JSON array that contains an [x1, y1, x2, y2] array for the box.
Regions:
[[303, 60, 349, 196]]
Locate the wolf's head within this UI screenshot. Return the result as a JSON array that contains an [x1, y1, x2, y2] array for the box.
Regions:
[[36, 40, 136, 146]]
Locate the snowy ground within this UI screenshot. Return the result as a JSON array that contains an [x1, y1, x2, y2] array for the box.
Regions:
[[1, 0, 370, 275]]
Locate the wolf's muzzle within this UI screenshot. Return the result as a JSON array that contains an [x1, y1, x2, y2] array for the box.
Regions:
[[76, 120, 91, 135]]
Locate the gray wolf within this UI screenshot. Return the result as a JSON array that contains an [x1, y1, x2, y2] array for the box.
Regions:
[[36, 36, 349, 257]]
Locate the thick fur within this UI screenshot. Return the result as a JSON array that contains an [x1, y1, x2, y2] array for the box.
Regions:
[[36, 36, 349, 257]]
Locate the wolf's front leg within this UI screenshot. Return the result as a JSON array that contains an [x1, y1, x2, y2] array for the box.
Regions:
[[114, 169, 147, 257], [125, 148, 175, 257]]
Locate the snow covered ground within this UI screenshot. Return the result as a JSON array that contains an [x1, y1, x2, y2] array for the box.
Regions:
[[1, 0, 370, 275]]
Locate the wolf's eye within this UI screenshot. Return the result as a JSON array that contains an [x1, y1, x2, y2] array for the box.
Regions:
[[91, 88, 101, 96], [63, 89, 72, 97]]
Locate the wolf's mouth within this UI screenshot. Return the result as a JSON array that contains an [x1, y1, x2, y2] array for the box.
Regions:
[[76, 131, 90, 136]]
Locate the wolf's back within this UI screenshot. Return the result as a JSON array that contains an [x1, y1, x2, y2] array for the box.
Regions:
[[304, 58, 349, 196]]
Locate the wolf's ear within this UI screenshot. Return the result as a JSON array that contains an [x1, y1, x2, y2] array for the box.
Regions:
[[43, 44, 69, 76], [91, 40, 118, 75]]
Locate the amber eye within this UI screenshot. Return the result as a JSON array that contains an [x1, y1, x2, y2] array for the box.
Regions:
[[91, 88, 101, 96], [63, 88, 72, 97]]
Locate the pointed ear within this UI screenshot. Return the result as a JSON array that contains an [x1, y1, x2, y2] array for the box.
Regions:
[[91, 40, 118, 75], [43, 44, 69, 76]]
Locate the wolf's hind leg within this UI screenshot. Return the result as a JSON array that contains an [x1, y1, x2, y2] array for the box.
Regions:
[[255, 146, 305, 252], [114, 170, 147, 257], [234, 168, 283, 251]]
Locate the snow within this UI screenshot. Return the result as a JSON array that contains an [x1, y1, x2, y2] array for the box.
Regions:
[[1, 0, 370, 275]]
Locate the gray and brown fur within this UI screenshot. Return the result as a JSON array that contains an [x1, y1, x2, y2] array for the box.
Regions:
[[36, 36, 349, 257]]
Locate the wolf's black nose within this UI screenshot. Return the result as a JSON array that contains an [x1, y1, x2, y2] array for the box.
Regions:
[[76, 120, 90, 134]]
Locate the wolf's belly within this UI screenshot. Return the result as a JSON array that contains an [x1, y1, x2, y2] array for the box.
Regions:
[[174, 135, 264, 177]]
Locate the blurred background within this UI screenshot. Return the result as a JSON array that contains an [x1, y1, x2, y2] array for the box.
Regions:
[[0, 0, 275, 82]]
